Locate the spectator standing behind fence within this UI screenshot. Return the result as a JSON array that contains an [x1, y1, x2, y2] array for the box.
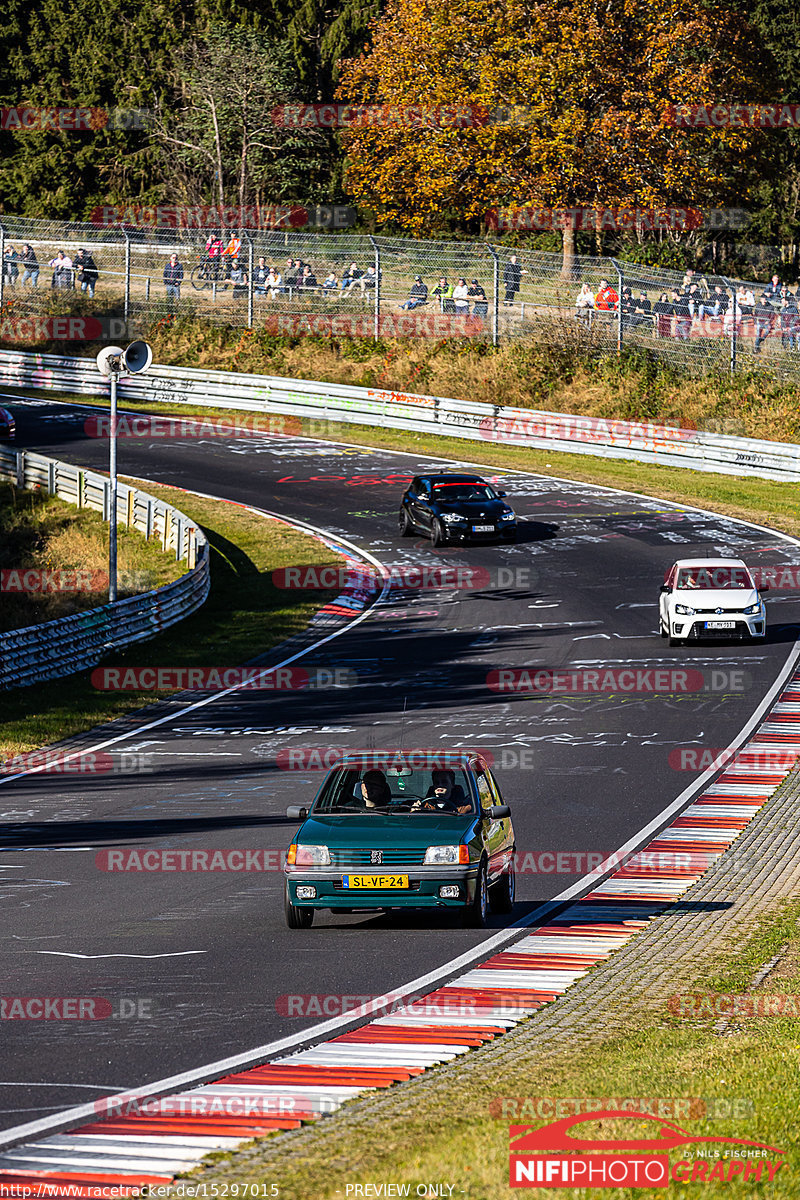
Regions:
[[574, 283, 594, 325], [503, 254, 525, 305], [652, 292, 673, 338], [736, 285, 755, 317], [754, 294, 775, 353], [672, 289, 691, 340], [452, 278, 470, 312], [620, 286, 638, 331], [468, 279, 487, 317], [74, 249, 98, 298], [254, 257, 269, 297], [763, 274, 782, 305], [594, 278, 618, 314], [431, 277, 454, 312], [781, 293, 799, 349], [49, 250, 73, 290], [3, 245, 19, 286], [635, 291, 652, 328], [400, 276, 428, 310], [20, 244, 38, 287], [229, 258, 248, 299], [163, 252, 184, 302]]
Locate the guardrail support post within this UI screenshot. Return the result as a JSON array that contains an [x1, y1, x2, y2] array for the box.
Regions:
[[123, 230, 131, 323], [368, 235, 380, 341], [15, 449, 24, 488], [725, 276, 738, 376], [486, 244, 499, 348]]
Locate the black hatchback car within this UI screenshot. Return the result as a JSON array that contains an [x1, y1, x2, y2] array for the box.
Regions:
[[398, 473, 517, 546]]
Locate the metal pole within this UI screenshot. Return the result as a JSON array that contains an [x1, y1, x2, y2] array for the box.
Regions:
[[244, 232, 254, 329], [368, 235, 380, 340], [725, 276, 737, 376], [109, 372, 118, 603], [0, 224, 5, 311], [612, 258, 623, 353], [123, 231, 131, 323], [486, 244, 499, 347]]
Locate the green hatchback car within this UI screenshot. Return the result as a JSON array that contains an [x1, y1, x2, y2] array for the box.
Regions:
[[283, 752, 516, 929]]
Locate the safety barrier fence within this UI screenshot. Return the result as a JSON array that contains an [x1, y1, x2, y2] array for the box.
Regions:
[[0, 445, 210, 689], [1, 347, 799, 482], [0, 213, 798, 379]]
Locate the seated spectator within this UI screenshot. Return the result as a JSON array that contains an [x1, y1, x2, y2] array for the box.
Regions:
[[300, 264, 318, 289], [360, 265, 378, 293], [322, 271, 339, 294], [652, 292, 673, 338], [341, 262, 364, 294], [266, 267, 283, 298], [620, 286, 638, 330], [594, 278, 618, 313], [781, 294, 799, 349], [635, 291, 652, 327], [575, 282, 594, 325], [3, 245, 19, 287], [229, 258, 248, 299], [735, 286, 755, 317], [400, 276, 428, 310], [452, 277, 470, 311], [699, 285, 728, 320], [431, 276, 454, 313], [253, 257, 269, 297], [20, 244, 39, 287], [49, 250, 73, 290], [285, 258, 300, 288], [763, 274, 783, 305], [681, 269, 695, 293], [468, 279, 488, 317]]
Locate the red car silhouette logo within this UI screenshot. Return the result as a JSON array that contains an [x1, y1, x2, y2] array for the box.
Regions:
[[510, 1111, 784, 1155]]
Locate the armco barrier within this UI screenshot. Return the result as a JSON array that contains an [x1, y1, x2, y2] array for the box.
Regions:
[[0, 447, 210, 689], [1, 347, 799, 481]]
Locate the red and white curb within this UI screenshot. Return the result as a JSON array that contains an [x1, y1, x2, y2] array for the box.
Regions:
[[2, 673, 799, 1196]]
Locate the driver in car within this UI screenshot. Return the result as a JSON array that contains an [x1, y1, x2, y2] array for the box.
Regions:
[[413, 769, 471, 813]]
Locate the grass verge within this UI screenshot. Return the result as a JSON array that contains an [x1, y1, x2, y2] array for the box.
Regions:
[[0, 481, 340, 760], [0, 480, 184, 632], [177, 899, 800, 1199]]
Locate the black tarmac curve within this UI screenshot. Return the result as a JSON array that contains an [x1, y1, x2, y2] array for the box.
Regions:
[[1, 397, 799, 1132]]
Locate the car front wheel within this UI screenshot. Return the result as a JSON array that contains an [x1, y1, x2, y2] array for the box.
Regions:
[[489, 861, 515, 915], [284, 885, 314, 929], [462, 860, 488, 927], [431, 518, 448, 548], [398, 507, 413, 536]]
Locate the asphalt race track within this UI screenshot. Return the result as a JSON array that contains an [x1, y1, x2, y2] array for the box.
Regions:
[[2, 395, 800, 1132]]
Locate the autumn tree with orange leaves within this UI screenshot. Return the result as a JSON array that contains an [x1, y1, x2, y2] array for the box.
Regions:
[[337, 0, 769, 273]]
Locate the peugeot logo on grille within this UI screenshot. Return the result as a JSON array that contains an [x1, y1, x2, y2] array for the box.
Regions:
[[370, 849, 383, 864]]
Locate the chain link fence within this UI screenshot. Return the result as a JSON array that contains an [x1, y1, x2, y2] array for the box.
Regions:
[[1, 212, 798, 380]]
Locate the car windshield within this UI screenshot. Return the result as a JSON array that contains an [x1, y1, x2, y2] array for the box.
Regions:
[[312, 767, 476, 815], [676, 567, 753, 590], [432, 483, 497, 502]]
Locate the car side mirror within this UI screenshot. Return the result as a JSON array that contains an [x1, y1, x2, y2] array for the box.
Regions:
[[487, 804, 511, 819], [497, 490, 507, 498], [286, 805, 308, 820], [660, 584, 672, 593]]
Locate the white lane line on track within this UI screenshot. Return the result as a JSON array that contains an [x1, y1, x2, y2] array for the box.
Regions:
[[0, 494, 391, 786], [36, 952, 207, 960], [1, 399, 799, 1151]]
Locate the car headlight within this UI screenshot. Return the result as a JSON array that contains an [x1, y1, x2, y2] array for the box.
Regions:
[[424, 845, 470, 865], [289, 844, 330, 866], [674, 604, 696, 615], [500, 511, 516, 521], [441, 513, 467, 523], [743, 602, 761, 615]]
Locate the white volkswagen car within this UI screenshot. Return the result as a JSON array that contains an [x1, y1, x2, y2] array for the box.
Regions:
[[659, 558, 768, 645]]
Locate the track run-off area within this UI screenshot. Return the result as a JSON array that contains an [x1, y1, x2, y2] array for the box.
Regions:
[[2, 394, 800, 1144]]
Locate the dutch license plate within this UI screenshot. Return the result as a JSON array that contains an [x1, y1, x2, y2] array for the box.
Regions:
[[473, 524, 494, 533], [705, 620, 735, 630], [342, 874, 409, 889]]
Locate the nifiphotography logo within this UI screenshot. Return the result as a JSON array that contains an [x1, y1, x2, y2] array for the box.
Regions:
[[508, 1111, 786, 1188]]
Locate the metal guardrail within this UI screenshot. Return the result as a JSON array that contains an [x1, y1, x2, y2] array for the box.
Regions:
[[0, 446, 210, 689], [1, 347, 799, 482]]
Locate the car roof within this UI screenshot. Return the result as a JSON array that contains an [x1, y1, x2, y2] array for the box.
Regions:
[[338, 751, 490, 770], [424, 473, 486, 484], [672, 558, 748, 569]]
